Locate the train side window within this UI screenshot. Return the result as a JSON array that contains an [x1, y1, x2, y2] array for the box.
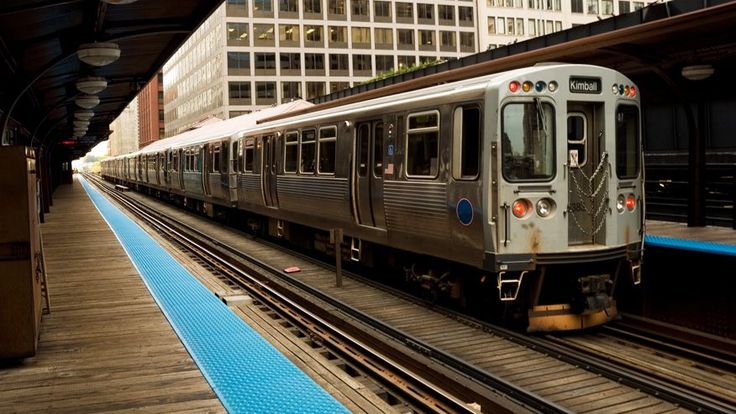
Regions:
[[406, 111, 440, 178], [567, 113, 587, 167], [300, 128, 316, 173], [373, 122, 384, 177], [284, 131, 299, 173], [220, 142, 228, 173], [357, 124, 369, 177], [452, 105, 481, 180], [244, 138, 255, 172], [318, 126, 337, 175], [172, 152, 178, 172], [212, 146, 221, 173]]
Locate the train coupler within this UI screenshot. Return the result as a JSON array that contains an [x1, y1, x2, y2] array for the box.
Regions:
[[527, 301, 618, 332], [497, 271, 527, 301]]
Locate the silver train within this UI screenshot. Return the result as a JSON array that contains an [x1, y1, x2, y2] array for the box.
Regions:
[[102, 63, 644, 331]]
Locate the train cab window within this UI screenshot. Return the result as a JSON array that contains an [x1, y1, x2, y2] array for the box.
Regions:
[[284, 131, 299, 173], [501, 101, 555, 181], [300, 128, 316, 173], [616, 105, 640, 179], [244, 139, 255, 172], [406, 111, 440, 178], [357, 124, 369, 177], [567, 113, 587, 167], [318, 126, 337, 174], [452, 105, 481, 180], [374, 122, 384, 177], [212, 146, 221, 173]]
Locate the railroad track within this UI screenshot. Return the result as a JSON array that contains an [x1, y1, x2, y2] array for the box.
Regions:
[[90, 174, 736, 413]]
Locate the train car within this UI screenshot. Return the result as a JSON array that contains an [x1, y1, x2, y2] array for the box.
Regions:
[[101, 64, 643, 331]]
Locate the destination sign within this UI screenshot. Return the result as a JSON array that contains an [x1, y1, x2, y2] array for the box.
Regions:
[[569, 76, 602, 94]]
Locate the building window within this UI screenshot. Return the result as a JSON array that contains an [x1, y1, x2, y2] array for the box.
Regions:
[[352, 54, 372, 72], [398, 55, 415, 68], [417, 3, 433, 21], [227, 23, 249, 42], [304, 53, 325, 70], [406, 111, 440, 178], [374, 28, 393, 47], [351, 27, 370, 46], [440, 31, 455, 48], [284, 131, 299, 173], [528, 19, 536, 35], [374, 1, 391, 18], [254, 52, 276, 69], [438, 5, 454, 21], [307, 82, 326, 100], [619, 0, 630, 13], [419, 30, 435, 46], [330, 82, 350, 93], [507, 18, 515, 35], [396, 2, 413, 18], [330, 54, 349, 71], [254, 24, 275, 43], [352, 0, 369, 17], [516, 18, 524, 35], [305, 25, 323, 43], [279, 24, 298, 41], [227, 52, 250, 73], [460, 32, 474, 49], [397, 29, 414, 47], [229, 82, 251, 102], [602, 0, 613, 14], [300, 129, 316, 173], [497, 17, 505, 34], [487, 17, 496, 34], [458, 6, 473, 24], [328, 0, 345, 14], [158, 109, 164, 122], [318, 126, 337, 174], [632, 1, 644, 10], [587, 0, 598, 14], [375, 55, 394, 72], [329, 26, 347, 43], [282, 82, 302, 101], [254, 0, 272, 12], [280, 53, 301, 71], [280, 0, 297, 12], [256, 82, 276, 98], [304, 0, 321, 13]]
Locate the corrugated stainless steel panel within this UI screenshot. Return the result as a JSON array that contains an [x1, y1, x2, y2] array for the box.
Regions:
[[384, 181, 448, 239], [240, 174, 260, 192], [277, 176, 351, 222]]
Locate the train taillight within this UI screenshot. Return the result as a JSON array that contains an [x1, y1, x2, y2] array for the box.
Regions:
[[512, 199, 531, 218], [509, 81, 520, 93], [626, 194, 636, 211]]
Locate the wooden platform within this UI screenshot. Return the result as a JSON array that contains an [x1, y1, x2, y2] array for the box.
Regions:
[[647, 220, 736, 245], [0, 179, 224, 413]]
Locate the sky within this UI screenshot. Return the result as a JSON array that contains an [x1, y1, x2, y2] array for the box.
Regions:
[[71, 140, 109, 170]]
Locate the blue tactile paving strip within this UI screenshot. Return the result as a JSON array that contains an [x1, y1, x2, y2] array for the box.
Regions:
[[645, 235, 736, 257], [79, 177, 348, 414]]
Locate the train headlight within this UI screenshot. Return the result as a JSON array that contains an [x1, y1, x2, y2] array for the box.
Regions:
[[512, 199, 531, 218], [536, 198, 555, 217], [548, 81, 558, 92], [626, 194, 636, 211], [612, 84, 619, 95], [616, 195, 626, 213]]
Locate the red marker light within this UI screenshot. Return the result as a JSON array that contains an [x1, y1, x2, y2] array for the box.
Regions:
[[629, 86, 637, 97], [509, 81, 520, 93], [512, 200, 528, 218], [61, 140, 76, 145], [626, 194, 636, 211]]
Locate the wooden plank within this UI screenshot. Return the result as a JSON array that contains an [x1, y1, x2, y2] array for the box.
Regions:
[[0, 180, 225, 413]]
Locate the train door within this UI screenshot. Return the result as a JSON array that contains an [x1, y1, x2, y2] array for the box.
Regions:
[[353, 121, 386, 228], [203, 146, 212, 196], [567, 102, 606, 245], [261, 134, 278, 207]]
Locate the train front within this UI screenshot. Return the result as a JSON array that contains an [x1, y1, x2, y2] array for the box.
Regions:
[[487, 64, 644, 331]]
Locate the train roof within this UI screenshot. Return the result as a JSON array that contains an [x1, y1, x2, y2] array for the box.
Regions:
[[116, 99, 314, 158]]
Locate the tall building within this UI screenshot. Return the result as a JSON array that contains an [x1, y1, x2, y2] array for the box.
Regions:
[[163, 0, 478, 135], [137, 72, 165, 148], [480, 0, 656, 50], [108, 97, 139, 157]]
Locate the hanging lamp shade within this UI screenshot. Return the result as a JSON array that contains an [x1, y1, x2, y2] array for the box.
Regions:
[[681, 65, 714, 81], [75, 95, 100, 109], [76, 76, 108, 94], [75, 110, 94, 121], [77, 43, 121, 67], [73, 119, 90, 128]]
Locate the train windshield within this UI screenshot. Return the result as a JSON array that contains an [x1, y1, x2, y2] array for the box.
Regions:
[[501, 101, 555, 181], [616, 105, 640, 178]]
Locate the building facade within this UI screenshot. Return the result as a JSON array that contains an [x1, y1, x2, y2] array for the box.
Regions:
[[163, 0, 478, 135], [480, 0, 656, 50], [137, 72, 165, 148], [108, 97, 139, 157]]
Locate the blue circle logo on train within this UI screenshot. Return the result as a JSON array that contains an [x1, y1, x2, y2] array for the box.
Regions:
[[456, 198, 473, 226]]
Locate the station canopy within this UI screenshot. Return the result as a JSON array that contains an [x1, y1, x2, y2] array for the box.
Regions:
[[0, 0, 223, 159]]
